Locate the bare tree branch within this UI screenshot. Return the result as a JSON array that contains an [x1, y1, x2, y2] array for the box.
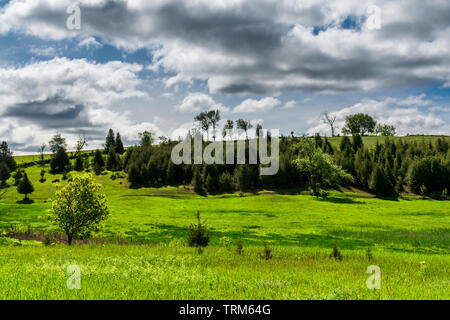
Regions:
[[322, 112, 337, 137]]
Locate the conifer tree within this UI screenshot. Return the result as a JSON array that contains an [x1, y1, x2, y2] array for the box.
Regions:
[[17, 172, 34, 201], [115, 132, 125, 154]]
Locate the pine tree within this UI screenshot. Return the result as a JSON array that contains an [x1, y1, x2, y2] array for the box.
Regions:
[[369, 165, 395, 196], [0, 161, 10, 186], [0, 141, 17, 171], [352, 134, 363, 152], [127, 163, 141, 187], [106, 148, 120, 171], [50, 148, 71, 173], [340, 136, 353, 155], [74, 156, 84, 171], [92, 150, 105, 169], [166, 161, 177, 185], [115, 132, 125, 154], [105, 129, 116, 153], [17, 172, 34, 201], [192, 168, 204, 194]]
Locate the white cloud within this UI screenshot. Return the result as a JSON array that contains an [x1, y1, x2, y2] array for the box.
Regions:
[[282, 100, 296, 109], [177, 93, 228, 113], [397, 94, 432, 107], [0, 57, 156, 151], [78, 37, 103, 49], [29, 46, 58, 57], [307, 96, 447, 136], [233, 97, 281, 113]]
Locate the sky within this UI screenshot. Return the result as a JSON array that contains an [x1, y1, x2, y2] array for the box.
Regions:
[[0, 0, 449, 154]]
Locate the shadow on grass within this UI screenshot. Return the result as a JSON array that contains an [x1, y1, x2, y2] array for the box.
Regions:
[[317, 196, 364, 204], [16, 199, 34, 204]]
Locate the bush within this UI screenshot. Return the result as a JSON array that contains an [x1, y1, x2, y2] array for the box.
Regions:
[[39, 169, 46, 183], [219, 236, 233, 247], [236, 240, 244, 255], [187, 211, 211, 248], [329, 244, 342, 260], [261, 244, 273, 260]]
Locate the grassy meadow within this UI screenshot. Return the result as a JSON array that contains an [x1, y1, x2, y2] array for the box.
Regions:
[[0, 137, 449, 300]]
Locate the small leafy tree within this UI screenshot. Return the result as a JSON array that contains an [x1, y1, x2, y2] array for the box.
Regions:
[[187, 211, 211, 248], [138, 131, 154, 147], [342, 113, 377, 136], [51, 175, 109, 245], [17, 172, 34, 201], [0, 161, 10, 186], [293, 138, 354, 195], [376, 124, 396, 136], [49, 133, 67, 153]]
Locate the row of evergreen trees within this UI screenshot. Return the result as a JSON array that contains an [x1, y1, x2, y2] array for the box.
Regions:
[[123, 134, 450, 197]]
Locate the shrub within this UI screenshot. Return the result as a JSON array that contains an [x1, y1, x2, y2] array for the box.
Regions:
[[187, 211, 211, 248], [366, 246, 373, 261], [39, 169, 46, 183], [236, 240, 244, 255], [329, 244, 342, 260], [261, 244, 273, 260], [219, 236, 233, 247]]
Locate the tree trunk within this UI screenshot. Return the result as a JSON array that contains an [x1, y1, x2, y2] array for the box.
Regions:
[[68, 235, 73, 245]]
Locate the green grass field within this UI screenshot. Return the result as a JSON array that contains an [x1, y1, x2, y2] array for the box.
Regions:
[[1, 138, 449, 300]]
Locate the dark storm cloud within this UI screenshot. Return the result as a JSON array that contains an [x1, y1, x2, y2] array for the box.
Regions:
[[2, 95, 90, 129]]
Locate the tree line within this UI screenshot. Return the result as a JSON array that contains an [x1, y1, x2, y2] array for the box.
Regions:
[[0, 112, 449, 200]]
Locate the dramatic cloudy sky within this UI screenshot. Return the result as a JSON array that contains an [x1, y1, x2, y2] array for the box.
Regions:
[[0, 0, 449, 153]]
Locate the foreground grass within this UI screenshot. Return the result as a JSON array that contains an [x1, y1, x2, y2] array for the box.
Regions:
[[1, 164, 449, 253], [0, 244, 448, 300]]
